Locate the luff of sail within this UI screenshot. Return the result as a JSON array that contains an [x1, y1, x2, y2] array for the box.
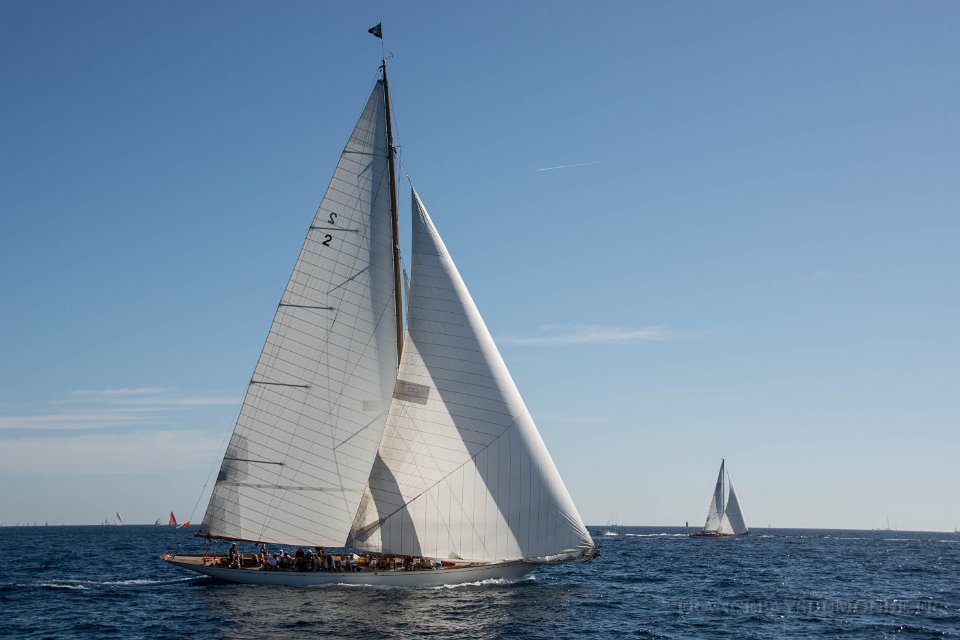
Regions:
[[347, 190, 593, 562], [200, 80, 398, 547]]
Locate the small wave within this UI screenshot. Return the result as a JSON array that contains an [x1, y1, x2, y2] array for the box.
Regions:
[[18, 576, 200, 590], [101, 576, 202, 586], [431, 575, 537, 590], [36, 582, 89, 590], [623, 533, 687, 538], [883, 538, 911, 542]]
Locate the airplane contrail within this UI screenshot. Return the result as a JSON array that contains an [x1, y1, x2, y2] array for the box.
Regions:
[[534, 160, 608, 172]]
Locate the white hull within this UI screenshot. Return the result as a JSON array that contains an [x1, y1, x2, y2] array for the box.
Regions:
[[162, 555, 536, 587]]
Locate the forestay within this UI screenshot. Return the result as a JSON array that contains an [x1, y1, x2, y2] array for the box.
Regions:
[[347, 191, 593, 561], [201, 81, 398, 547]]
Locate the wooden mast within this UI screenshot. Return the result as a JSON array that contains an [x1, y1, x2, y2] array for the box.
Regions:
[[381, 59, 404, 366]]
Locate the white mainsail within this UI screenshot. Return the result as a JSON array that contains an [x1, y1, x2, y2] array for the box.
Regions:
[[200, 81, 399, 547], [347, 190, 593, 561]]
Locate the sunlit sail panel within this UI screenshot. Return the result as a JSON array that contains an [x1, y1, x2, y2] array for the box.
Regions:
[[201, 82, 398, 547], [349, 190, 593, 561]]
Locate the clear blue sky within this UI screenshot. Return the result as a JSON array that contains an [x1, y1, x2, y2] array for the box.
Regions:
[[1, 1, 957, 531]]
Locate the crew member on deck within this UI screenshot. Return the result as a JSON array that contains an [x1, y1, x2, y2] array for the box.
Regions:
[[227, 543, 240, 568]]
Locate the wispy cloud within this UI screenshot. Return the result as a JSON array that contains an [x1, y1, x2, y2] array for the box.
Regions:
[[73, 387, 172, 397], [0, 411, 166, 430], [70, 389, 237, 407], [536, 412, 611, 425], [534, 160, 608, 172], [497, 324, 697, 346], [1, 387, 237, 434]]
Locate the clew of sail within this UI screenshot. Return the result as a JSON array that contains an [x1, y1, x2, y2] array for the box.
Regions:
[[200, 81, 398, 547], [347, 190, 593, 562]]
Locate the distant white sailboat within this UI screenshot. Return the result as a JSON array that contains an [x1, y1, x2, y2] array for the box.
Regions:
[[162, 44, 595, 587], [690, 459, 748, 537]]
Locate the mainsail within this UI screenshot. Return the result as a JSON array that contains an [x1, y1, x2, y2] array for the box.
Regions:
[[200, 80, 399, 547], [347, 191, 593, 561]]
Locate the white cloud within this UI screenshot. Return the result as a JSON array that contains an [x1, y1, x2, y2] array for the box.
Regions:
[[497, 324, 696, 346], [534, 160, 608, 172], [1, 387, 237, 433]]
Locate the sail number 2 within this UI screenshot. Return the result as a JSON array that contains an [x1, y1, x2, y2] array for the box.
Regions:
[[322, 212, 337, 246]]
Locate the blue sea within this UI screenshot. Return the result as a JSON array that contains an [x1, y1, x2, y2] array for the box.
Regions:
[[1, 525, 957, 638]]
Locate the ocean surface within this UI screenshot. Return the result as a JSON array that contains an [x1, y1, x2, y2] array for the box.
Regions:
[[1, 525, 957, 639]]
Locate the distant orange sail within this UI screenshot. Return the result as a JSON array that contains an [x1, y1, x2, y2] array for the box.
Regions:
[[178, 521, 190, 529], [169, 512, 177, 526]]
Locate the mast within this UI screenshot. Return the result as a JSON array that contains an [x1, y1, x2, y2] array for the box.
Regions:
[[381, 59, 404, 365]]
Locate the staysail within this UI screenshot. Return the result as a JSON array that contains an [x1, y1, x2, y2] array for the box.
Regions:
[[347, 190, 593, 561], [169, 512, 177, 526], [200, 80, 399, 547]]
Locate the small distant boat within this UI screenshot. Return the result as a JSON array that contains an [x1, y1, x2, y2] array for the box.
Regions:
[[690, 459, 748, 538], [178, 520, 191, 529], [154, 518, 162, 526], [598, 519, 621, 536], [169, 512, 177, 526], [116, 512, 124, 526]]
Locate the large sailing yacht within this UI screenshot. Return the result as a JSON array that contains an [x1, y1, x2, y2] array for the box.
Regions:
[[161, 55, 595, 586]]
